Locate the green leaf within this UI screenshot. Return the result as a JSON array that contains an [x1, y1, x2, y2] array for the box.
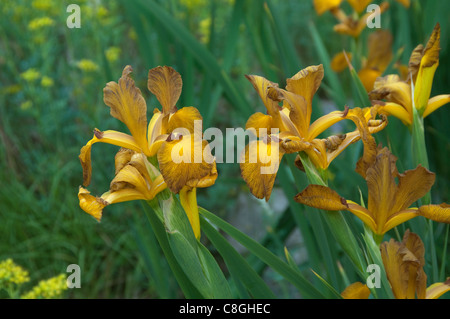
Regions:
[[199, 207, 327, 299], [200, 217, 276, 299]]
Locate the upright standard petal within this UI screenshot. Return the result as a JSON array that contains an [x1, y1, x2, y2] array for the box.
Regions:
[[148, 66, 182, 115], [103, 65, 150, 155], [414, 23, 440, 114]]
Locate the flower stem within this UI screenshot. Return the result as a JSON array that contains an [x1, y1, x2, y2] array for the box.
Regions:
[[299, 152, 366, 278]]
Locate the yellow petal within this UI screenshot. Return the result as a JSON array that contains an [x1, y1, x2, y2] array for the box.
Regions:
[[245, 112, 273, 137], [114, 148, 135, 175], [414, 23, 440, 113], [408, 44, 424, 83], [423, 94, 450, 118], [331, 51, 352, 72], [380, 237, 423, 299], [426, 278, 450, 299], [167, 106, 203, 136], [278, 131, 311, 154], [285, 65, 324, 126], [245, 74, 281, 119], [382, 208, 419, 234], [365, 147, 399, 234], [341, 282, 370, 299], [147, 108, 164, 146], [346, 201, 378, 233], [157, 134, 216, 194], [370, 74, 412, 115], [267, 86, 308, 136], [313, 0, 343, 15], [103, 65, 150, 155], [365, 30, 393, 73], [294, 184, 349, 211], [78, 187, 108, 221], [79, 129, 142, 187], [240, 136, 284, 201], [179, 186, 201, 240], [358, 68, 382, 92], [417, 203, 450, 224], [378, 102, 412, 125], [308, 110, 349, 140], [147, 66, 182, 115], [346, 0, 372, 13]]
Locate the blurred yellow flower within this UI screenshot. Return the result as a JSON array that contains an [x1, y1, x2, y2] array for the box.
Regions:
[[20, 100, 33, 111], [21, 274, 67, 299], [28, 17, 55, 30], [21, 68, 41, 82], [2, 84, 22, 95], [0, 259, 30, 286], [105, 47, 121, 62], [31, 0, 54, 11], [199, 17, 211, 44], [41, 76, 54, 87], [76, 59, 99, 72], [180, 0, 207, 10]]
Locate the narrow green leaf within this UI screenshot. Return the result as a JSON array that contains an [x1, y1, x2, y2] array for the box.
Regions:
[[199, 207, 327, 299], [200, 217, 276, 299]]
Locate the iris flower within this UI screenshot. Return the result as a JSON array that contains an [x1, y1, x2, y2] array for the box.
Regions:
[[381, 230, 450, 299], [78, 65, 217, 239], [295, 140, 450, 236], [342, 230, 450, 299], [240, 65, 386, 201], [313, 0, 390, 38], [369, 23, 449, 125]]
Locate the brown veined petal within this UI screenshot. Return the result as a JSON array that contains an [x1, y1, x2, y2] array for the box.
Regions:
[[245, 112, 273, 138], [423, 94, 450, 118], [240, 136, 284, 201], [366, 147, 399, 233], [79, 129, 142, 187], [294, 184, 349, 211], [417, 203, 450, 224], [402, 230, 426, 299], [245, 74, 281, 119], [267, 87, 308, 136], [414, 23, 441, 113], [426, 278, 450, 299], [313, 0, 343, 15], [148, 66, 182, 115], [166, 106, 203, 136], [341, 282, 371, 299], [390, 165, 435, 214], [114, 148, 135, 175], [157, 134, 215, 194], [370, 74, 412, 115], [331, 51, 352, 72], [365, 30, 393, 73], [278, 131, 311, 154], [103, 65, 150, 155], [408, 44, 424, 83], [380, 237, 422, 299], [285, 65, 324, 126], [187, 161, 218, 189]]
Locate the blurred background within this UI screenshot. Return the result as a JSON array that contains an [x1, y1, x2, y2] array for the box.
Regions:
[[0, 0, 448, 298]]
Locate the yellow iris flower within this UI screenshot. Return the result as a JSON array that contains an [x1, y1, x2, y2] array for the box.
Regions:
[[369, 23, 450, 125], [78, 65, 217, 239], [313, 0, 390, 38], [342, 230, 450, 299], [295, 139, 450, 235], [240, 65, 386, 201]]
